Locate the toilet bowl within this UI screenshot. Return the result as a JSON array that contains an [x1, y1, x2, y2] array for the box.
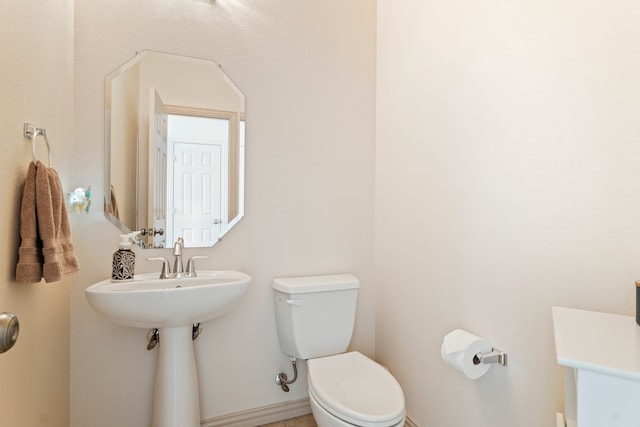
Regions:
[[308, 352, 405, 427], [272, 274, 406, 427]]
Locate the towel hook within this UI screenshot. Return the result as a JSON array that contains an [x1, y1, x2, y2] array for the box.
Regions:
[[23, 123, 52, 166]]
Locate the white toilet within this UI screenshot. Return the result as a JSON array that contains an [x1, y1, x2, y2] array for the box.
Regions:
[[272, 274, 406, 427]]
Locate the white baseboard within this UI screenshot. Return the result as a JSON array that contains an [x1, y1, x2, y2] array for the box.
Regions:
[[200, 397, 312, 427], [404, 416, 418, 427], [201, 398, 418, 427]]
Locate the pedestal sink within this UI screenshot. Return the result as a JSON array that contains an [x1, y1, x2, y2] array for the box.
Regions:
[[85, 271, 251, 427]]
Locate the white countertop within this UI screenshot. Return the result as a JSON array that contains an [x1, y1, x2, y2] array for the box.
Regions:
[[552, 306, 640, 382]]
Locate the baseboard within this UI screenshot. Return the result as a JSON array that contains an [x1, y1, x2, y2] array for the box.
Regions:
[[201, 398, 418, 427], [200, 397, 312, 427], [405, 416, 418, 427]]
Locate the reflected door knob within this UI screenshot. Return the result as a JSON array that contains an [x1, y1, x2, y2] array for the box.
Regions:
[[140, 227, 165, 236]]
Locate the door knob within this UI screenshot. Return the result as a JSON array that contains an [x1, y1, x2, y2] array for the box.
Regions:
[[0, 312, 19, 354]]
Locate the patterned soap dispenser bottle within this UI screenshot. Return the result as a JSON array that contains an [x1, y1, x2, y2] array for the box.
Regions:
[[112, 234, 135, 280]]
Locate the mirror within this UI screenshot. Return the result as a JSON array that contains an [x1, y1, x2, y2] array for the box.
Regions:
[[104, 51, 245, 248]]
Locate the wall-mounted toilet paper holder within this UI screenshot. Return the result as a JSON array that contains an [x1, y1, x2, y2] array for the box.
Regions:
[[473, 348, 507, 366]]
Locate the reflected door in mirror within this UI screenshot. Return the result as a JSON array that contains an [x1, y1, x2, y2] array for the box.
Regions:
[[172, 140, 223, 246], [150, 88, 168, 248]]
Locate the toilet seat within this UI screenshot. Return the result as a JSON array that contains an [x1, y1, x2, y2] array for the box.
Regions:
[[307, 351, 405, 427]]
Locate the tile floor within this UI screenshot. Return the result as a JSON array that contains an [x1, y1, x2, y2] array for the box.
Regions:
[[258, 414, 317, 427]]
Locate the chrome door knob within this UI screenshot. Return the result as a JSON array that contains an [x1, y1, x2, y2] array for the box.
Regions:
[[0, 312, 19, 354]]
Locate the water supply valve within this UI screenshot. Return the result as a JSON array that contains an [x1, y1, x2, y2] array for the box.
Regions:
[[275, 356, 298, 392]]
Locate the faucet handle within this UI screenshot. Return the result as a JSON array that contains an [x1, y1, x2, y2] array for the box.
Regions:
[[185, 256, 208, 277], [146, 257, 171, 279]]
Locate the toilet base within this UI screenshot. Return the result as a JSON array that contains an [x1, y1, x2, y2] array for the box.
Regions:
[[309, 390, 406, 427]]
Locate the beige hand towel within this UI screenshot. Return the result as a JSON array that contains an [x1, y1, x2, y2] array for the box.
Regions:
[[106, 184, 120, 220], [35, 160, 80, 282], [16, 162, 44, 283]]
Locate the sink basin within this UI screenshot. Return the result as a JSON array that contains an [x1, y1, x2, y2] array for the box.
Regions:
[[85, 271, 251, 328], [85, 270, 251, 427]]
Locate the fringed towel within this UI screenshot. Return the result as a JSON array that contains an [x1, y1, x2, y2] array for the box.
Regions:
[[16, 161, 80, 283], [15, 162, 43, 282]]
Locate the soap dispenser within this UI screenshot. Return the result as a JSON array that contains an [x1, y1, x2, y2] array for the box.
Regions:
[[112, 234, 135, 280]]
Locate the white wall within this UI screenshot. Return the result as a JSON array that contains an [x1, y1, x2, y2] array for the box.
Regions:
[[376, 1, 640, 426], [13, 1, 634, 425], [72, 1, 376, 425], [0, 0, 74, 424]]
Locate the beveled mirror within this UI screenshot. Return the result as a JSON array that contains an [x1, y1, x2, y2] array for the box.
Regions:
[[104, 50, 245, 248]]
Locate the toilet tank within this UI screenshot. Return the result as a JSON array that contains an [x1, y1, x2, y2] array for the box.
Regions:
[[272, 274, 359, 360]]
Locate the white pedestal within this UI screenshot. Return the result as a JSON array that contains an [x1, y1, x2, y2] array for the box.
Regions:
[[152, 326, 200, 427]]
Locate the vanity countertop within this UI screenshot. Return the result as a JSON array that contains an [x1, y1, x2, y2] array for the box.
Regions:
[[552, 306, 640, 382]]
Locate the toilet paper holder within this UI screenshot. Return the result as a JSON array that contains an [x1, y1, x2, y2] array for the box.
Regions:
[[473, 348, 507, 366]]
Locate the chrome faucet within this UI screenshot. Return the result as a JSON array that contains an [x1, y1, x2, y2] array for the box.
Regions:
[[146, 237, 208, 279], [172, 237, 185, 278]]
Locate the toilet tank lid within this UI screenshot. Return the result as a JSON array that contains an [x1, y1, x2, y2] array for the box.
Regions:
[[272, 274, 360, 294]]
